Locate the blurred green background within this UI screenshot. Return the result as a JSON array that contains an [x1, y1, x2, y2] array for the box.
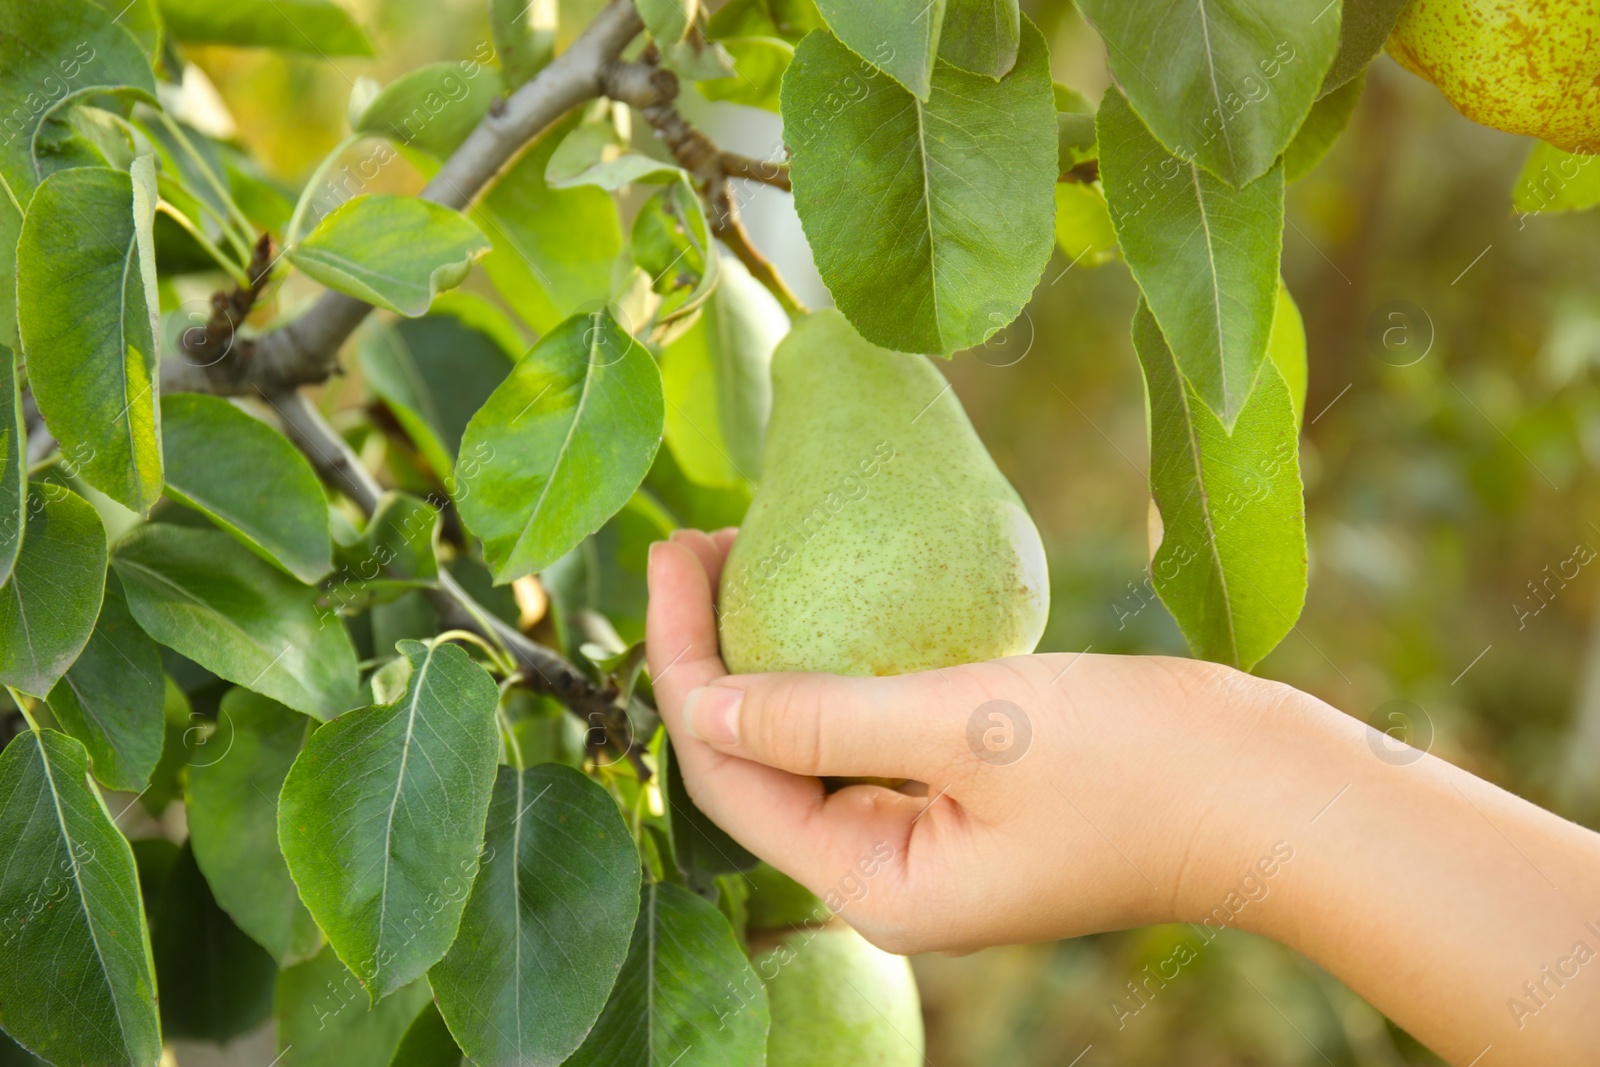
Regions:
[[178, 0, 1600, 1062]]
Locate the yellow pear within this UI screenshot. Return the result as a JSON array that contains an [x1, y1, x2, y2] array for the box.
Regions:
[[1387, 0, 1600, 152]]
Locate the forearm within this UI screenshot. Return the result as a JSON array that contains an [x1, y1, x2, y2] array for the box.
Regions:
[[1225, 688, 1600, 1065]]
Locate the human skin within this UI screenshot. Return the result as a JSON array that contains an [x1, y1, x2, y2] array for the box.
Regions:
[[646, 528, 1600, 1067]]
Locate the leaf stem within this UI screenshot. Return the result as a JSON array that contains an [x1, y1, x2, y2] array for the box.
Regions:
[[150, 108, 258, 247], [283, 132, 368, 248], [156, 201, 254, 288]]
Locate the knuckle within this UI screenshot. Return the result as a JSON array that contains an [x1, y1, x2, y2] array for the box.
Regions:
[[755, 681, 825, 774]]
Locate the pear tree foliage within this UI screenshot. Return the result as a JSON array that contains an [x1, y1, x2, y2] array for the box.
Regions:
[[0, 0, 1571, 1062]]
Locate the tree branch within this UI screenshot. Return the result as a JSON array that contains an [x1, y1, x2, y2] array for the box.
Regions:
[[162, 0, 645, 396]]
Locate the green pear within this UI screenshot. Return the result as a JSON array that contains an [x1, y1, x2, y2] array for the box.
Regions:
[[1386, 0, 1600, 153], [753, 923, 924, 1067], [718, 309, 1049, 676]]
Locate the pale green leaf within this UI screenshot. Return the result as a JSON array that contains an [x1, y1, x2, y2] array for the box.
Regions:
[[289, 195, 489, 317], [1056, 83, 1099, 172], [1053, 182, 1118, 267], [939, 0, 1020, 79], [432, 764, 642, 1067], [275, 947, 432, 1067], [19, 160, 164, 512], [158, 0, 373, 55], [0, 483, 107, 698], [355, 61, 503, 161], [1097, 88, 1284, 427], [0, 345, 21, 586], [186, 688, 323, 966], [631, 176, 721, 335], [161, 394, 334, 583], [0, 189, 20, 353], [1077, 0, 1339, 186], [1135, 302, 1305, 670], [542, 492, 676, 648], [782, 22, 1056, 355], [661, 252, 787, 487], [698, 37, 792, 112], [279, 640, 501, 1002], [638, 0, 697, 44], [491, 0, 556, 89], [565, 882, 769, 1066], [456, 310, 665, 583], [45, 579, 164, 792], [1514, 142, 1600, 216], [707, 0, 821, 43], [0, 0, 155, 202], [1267, 281, 1307, 429], [1284, 72, 1364, 182], [0, 728, 160, 1067], [113, 524, 360, 720], [1322, 0, 1407, 94], [813, 0, 944, 99]]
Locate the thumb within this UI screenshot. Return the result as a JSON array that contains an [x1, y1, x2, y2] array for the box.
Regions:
[[680, 671, 962, 781]]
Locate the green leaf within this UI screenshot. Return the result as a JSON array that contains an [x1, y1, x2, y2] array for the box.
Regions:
[[288, 195, 489, 317], [0, 191, 20, 354], [1514, 142, 1600, 216], [1097, 88, 1284, 427], [88, 0, 161, 58], [708, 0, 821, 43], [938, 0, 1020, 79], [45, 578, 164, 792], [275, 947, 432, 1067], [1134, 302, 1305, 671], [113, 524, 360, 719], [139, 676, 193, 817], [664, 741, 758, 891], [150, 841, 277, 1042], [456, 310, 665, 583], [0, 728, 160, 1067], [158, 0, 373, 55], [331, 491, 441, 597], [661, 253, 787, 487], [638, 0, 697, 44], [1321, 0, 1407, 94], [813, 0, 944, 99], [491, 0, 556, 89], [0, 346, 22, 586], [390, 1001, 464, 1067], [1284, 72, 1364, 183], [1056, 83, 1099, 172], [355, 61, 503, 161], [542, 492, 676, 648], [0, 0, 156, 202], [357, 314, 515, 480], [161, 394, 334, 583], [565, 882, 769, 1066], [186, 687, 323, 966], [18, 160, 164, 512], [431, 764, 642, 1067], [278, 640, 501, 1002], [1053, 182, 1118, 267], [781, 22, 1056, 356], [477, 114, 623, 333], [1267, 281, 1307, 430], [1076, 0, 1339, 187], [698, 36, 793, 112], [0, 483, 106, 698]]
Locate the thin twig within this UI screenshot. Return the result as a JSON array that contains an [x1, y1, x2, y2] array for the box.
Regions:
[[719, 151, 790, 191]]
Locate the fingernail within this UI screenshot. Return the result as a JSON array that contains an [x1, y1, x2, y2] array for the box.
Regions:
[[647, 541, 665, 576], [684, 686, 742, 745]]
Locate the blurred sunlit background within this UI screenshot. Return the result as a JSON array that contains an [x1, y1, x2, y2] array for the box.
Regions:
[[162, 0, 1600, 1062]]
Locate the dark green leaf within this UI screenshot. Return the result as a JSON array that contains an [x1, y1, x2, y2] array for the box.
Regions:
[[544, 493, 676, 649], [1134, 301, 1305, 670], [113, 524, 360, 720], [389, 1001, 464, 1067], [357, 314, 514, 479], [456, 310, 665, 583], [150, 840, 277, 1042], [1284, 73, 1364, 182], [565, 882, 769, 1066], [0, 0, 156, 202], [330, 491, 441, 598], [355, 61, 503, 161], [432, 764, 642, 1067], [0, 1027, 46, 1065], [938, 0, 1020, 79], [0, 483, 106, 698], [698, 37, 792, 113], [477, 115, 623, 333], [186, 687, 323, 966], [18, 160, 163, 512], [1077, 0, 1339, 186], [45, 578, 164, 792], [491, 0, 556, 89], [275, 947, 432, 1067], [278, 640, 501, 1002], [1322, 0, 1407, 94], [0, 728, 159, 1067], [1097, 88, 1283, 427], [665, 741, 758, 891], [161, 393, 334, 583], [158, 0, 373, 55], [781, 22, 1056, 355], [288, 195, 489, 317], [812, 0, 942, 99], [138, 675, 194, 817], [0, 346, 21, 586]]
